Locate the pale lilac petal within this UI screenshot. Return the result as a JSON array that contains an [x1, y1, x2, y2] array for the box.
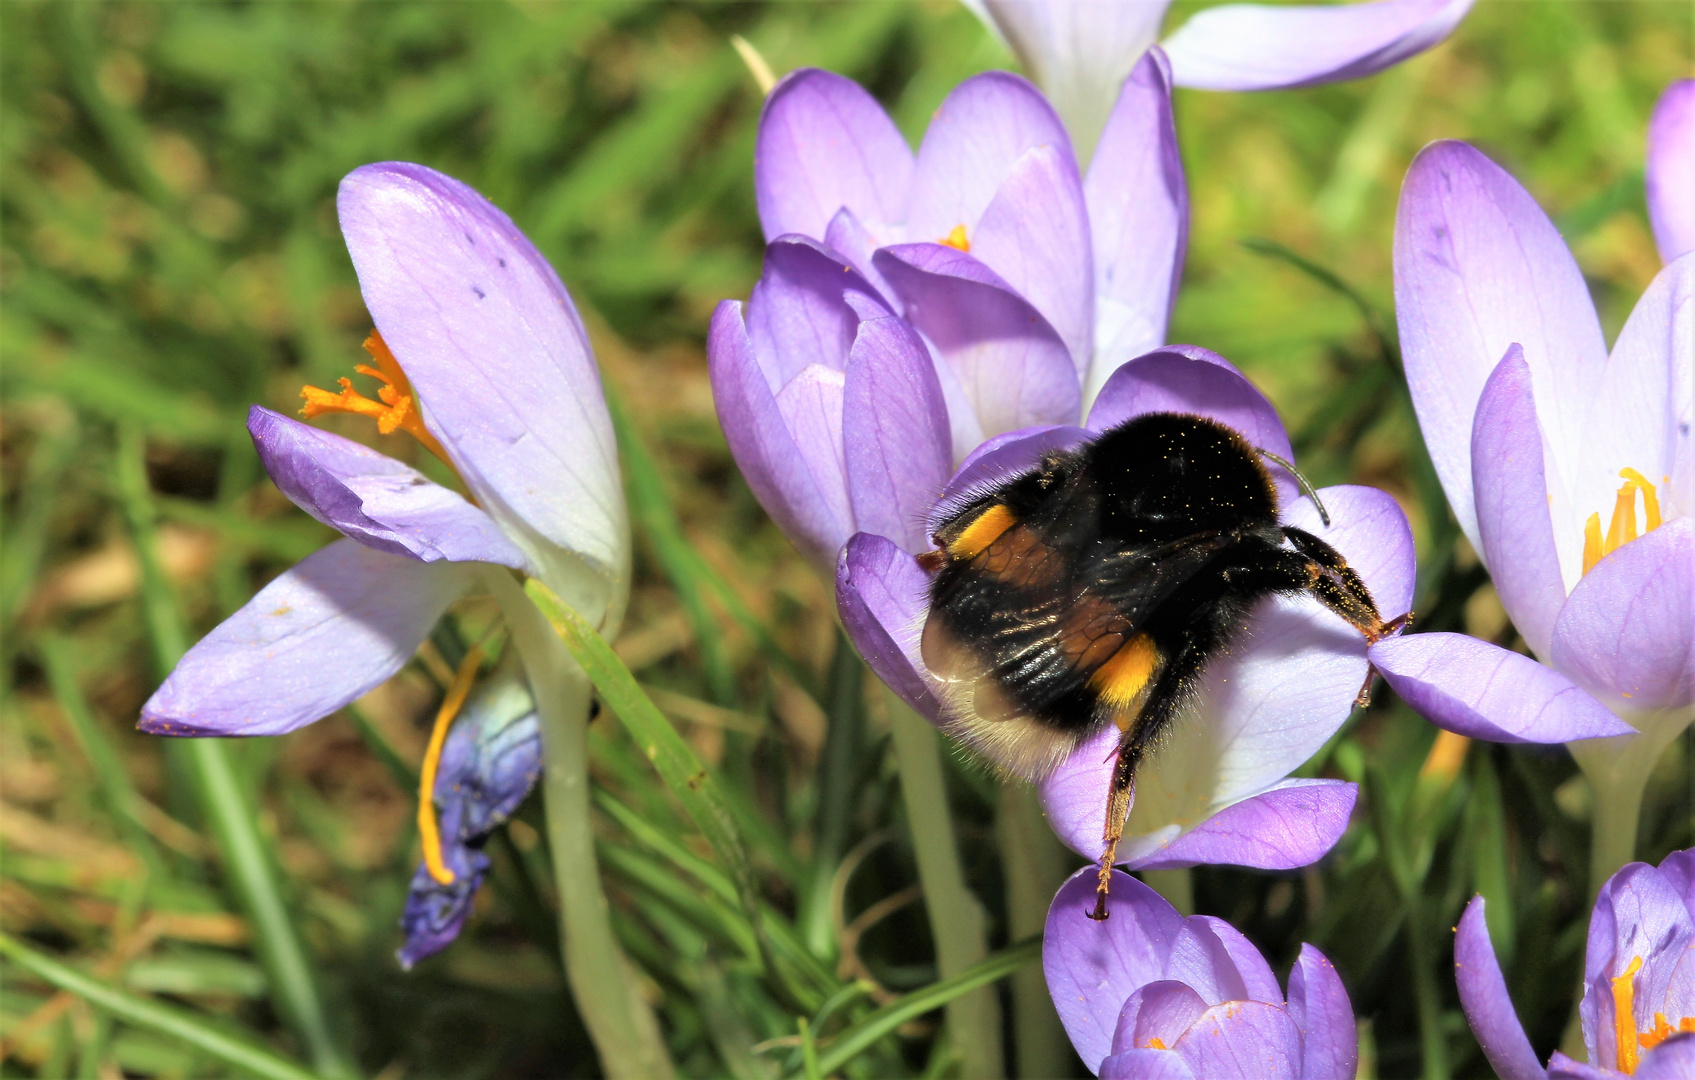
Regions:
[[824, 207, 898, 305], [1114, 982, 1210, 1055], [336, 164, 623, 599], [1099, 1048, 1198, 1080], [140, 540, 471, 737], [836, 532, 942, 721], [874, 243, 1081, 438], [1639, 1035, 1695, 1080], [1163, 0, 1472, 92], [1394, 141, 1607, 552], [708, 301, 853, 570], [1287, 945, 1359, 1080], [1130, 780, 1358, 871], [906, 72, 1075, 247], [1368, 633, 1636, 742], [1039, 725, 1122, 860], [1084, 49, 1188, 403], [1086, 347, 1299, 507], [1181, 917, 1283, 1005], [1045, 866, 1185, 1072], [975, 1, 1170, 159], [1454, 897, 1545, 1080], [754, 68, 913, 244], [1170, 1001, 1301, 1080], [1657, 849, 1695, 919], [1549, 520, 1694, 713], [1470, 345, 1564, 657], [746, 235, 889, 388], [248, 407, 526, 570], [1546, 1053, 1611, 1080], [1647, 81, 1695, 264], [970, 144, 1094, 373], [843, 316, 953, 552]]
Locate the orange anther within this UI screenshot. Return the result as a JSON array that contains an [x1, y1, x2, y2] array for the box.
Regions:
[[300, 331, 450, 464], [940, 224, 971, 252]]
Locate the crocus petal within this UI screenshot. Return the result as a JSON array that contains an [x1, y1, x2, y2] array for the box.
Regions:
[[906, 71, 1075, 248], [1657, 849, 1695, 917], [929, 424, 1091, 533], [140, 540, 472, 737], [434, 665, 542, 840], [1647, 81, 1695, 265], [843, 315, 954, 553], [1099, 1048, 1198, 1080], [1582, 860, 1695, 1069], [1394, 141, 1607, 552], [1045, 866, 1185, 1073], [1115, 981, 1211, 1055], [1454, 897, 1545, 1080], [973, 0, 1171, 160], [1086, 347, 1299, 508], [709, 301, 854, 571], [1470, 346, 1564, 657], [337, 164, 624, 622], [397, 843, 490, 970], [1368, 632, 1636, 742], [1129, 779, 1358, 872], [1639, 1035, 1695, 1080], [825, 207, 899, 305], [1163, 0, 1472, 92], [248, 407, 527, 570], [1287, 945, 1359, 1080], [754, 68, 914, 245], [1084, 49, 1188, 404], [1171, 917, 1283, 1005], [746, 235, 889, 388], [1549, 519, 1695, 713], [836, 532, 942, 721], [874, 243, 1082, 438], [1170, 1000, 1302, 1080], [1546, 1054, 1611, 1080]]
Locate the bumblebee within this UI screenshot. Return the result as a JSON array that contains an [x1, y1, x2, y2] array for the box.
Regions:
[[917, 412, 1409, 920]]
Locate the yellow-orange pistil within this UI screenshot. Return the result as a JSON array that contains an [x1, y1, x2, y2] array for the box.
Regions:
[[1582, 469, 1664, 576], [417, 644, 485, 885], [301, 331, 450, 465], [939, 224, 971, 252], [1610, 954, 1695, 1073]]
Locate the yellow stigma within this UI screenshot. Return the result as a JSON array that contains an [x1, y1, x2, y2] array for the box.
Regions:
[[1144, 1037, 1168, 1050], [418, 644, 485, 886], [301, 331, 450, 465], [939, 224, 970, 252], [1581, 469, 1664, 575]]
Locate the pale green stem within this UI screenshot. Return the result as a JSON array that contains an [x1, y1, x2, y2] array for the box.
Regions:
[[1141, 868, 1194, 917], [996, 784, 1069, 1079], [885, 690, 1003, 1079], [490, 569, 674, 1079]]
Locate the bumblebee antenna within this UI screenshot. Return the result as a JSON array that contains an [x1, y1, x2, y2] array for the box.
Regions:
[[1256, 448, 1329, 527]]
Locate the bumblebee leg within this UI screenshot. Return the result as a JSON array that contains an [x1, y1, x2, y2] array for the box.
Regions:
[[1281, 526, 1385, 633]]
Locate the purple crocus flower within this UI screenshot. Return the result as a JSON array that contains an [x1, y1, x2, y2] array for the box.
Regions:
[[838, 345, 1417, 873], [1648, 81, 1695, 265], [963, 0, 1473, 156], [1454, 849, 1695, 1079], [1045, 866, 1358, 1078], [399, 659, 542, 969], [139, 161, 628, 738], [1369, 135, 1687, 804]]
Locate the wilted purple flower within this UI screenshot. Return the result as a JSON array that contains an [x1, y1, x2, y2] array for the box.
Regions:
[[963, 0, 1473, 156], [711, 53, 1185, 572], [1369, 137, 1686, 766], [399, 660, 542, 969], [1046, 866, 1357, 1078], [140, 162, 628, 737], [838, 346, 1417, 872], [1454, 849, 1695, 1079], [1648, 80, 1695, 264]]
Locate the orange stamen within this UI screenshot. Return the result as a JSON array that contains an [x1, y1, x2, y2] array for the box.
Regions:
[[940, 224, 970, 252], [418, 644, 485, 886], [1621, 469, 1661, 530], [300, 331, 450, 464], [1583, 512, 1606, 575], [1613, 955, 1643, 1073], [1145, 1038, 1168, 1050]]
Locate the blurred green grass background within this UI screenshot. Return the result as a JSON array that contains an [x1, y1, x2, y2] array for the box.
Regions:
[[1, 2, 1689, 1077]]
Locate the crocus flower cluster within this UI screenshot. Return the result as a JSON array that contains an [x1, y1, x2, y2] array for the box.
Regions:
[[964, 0, 1474, 156], [1455, 849, 1695, 1079], [1046, 867, 1359, 1079]]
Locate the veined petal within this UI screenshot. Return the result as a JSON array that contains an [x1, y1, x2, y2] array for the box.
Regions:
[[975, 0, 1171, 160], [824, 207, 899, 306], [1471, 346, 1564, 657], [1582, 860, 1695, 1070], [906, 71, 1076, 247], [1170, 1000, 1301, 1080], [1100, 1048, 1199, 1080], [747, 235, 889, 388], [1368, 632, 1636, 742], [1550, 519, 1695, 714], [249, 407, 527, 570], [336, 163, 625, 626], [1454, 897, 1545, 1080], [1163, 0, 1472, 91], [775, 364, 852, 547], [1114, 981, 1210, 1056], [1287, 945, 1359, 1080], [836, 532, 942, 721], [140, 540, 472, 737], [754, 68, 914, 245], [843, 316, 953, 553], [1639, 1035, 1695, 1080], [1647, 81, 1695, 265], [1129, 779, 1358, 872], [1045, 867, 1185, 1073], [1394, 141, 1606, 552], [874, 243, 1082, 438], [1085, 49, 1188, 404], [1173, 917, 1283, 1005]]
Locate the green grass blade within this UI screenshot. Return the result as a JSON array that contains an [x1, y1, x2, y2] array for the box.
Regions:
[[0, 934, 319, 1080]]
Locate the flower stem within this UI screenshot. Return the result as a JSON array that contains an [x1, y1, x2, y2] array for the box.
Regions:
[[1403, 892, 1450, 1080], [1572, 715, 1688, 900], [885, 690, 1003, 1079], [492, 570, 674, 1079], [997, 784, 1069, 1079]]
